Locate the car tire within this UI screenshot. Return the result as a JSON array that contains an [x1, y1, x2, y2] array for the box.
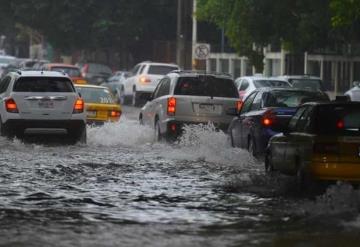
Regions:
[[69, 125, 87, 144], [0, 117, 13, 138], [295, 159, 312, 192], [118, 87, 127, 105], [248, 137, 257, 157], [139, 114, 144, 125], [132, 90, 140, 107], [230, 131, 235, 147], [154, 120, 162, 142]]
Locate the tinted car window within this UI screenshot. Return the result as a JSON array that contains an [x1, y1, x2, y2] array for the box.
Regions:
[[174, 76, 239, 98], [13, 77, 74, 92], [254, 80, 290, 88], [239, 80, 249, 90], [51, 67, 81, 77], [0, 76, 11, 93], [315, 104, 360, 135], [241, 92, 257, 114], [76, 87, 115, 104], [289, 79, 323, 91], [148, 65, 178, 75], [264, 90, 329, 108]]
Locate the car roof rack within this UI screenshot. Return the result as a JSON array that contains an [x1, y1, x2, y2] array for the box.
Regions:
[[170, 70, 232, 77]]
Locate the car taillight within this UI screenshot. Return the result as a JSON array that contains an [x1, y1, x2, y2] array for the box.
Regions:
[[167, 97, 176, 115], [139, 76, 151, 84], [261, 110, 276, 127], [314, 143, 338, 154], [5, 98, 19, 113], [73, 98, 84, 113], [236, 100, 243, 112], [336, 119, 344, 129], [109, 110, 121, 118]]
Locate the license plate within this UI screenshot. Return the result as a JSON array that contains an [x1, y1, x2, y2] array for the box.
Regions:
[[38, 100, 54, 108], [87, 110, 97, 117], [199, 103, 215, 112]]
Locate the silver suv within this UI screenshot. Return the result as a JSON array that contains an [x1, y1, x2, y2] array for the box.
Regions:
[[139, 71, 241, 141], [0, 70, 86, 143]]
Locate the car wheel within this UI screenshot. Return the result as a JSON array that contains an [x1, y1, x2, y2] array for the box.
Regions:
[[230, 131, 235, 147], [132, 90, 139, 107], [295, 160, 312, 192], [69, 125, 87, 144], [248, 137, 256, 157], [154, 120, 162, 142], [0, 117, 12, 138], [264, 151, 274, 174], [118, 87, 126, 105], [139, 114, 144, 125]]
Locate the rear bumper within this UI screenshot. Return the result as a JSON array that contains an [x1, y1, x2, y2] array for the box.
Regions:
[[4, 119, 85, 132], [309, 161, 360, 182]]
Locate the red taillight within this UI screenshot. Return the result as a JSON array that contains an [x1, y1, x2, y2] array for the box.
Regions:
[[73, 98, 84, 113], [236, 101, 243, 112], [5, 98, 19, 113], [167, 97, 176, 115], [314, 143, 338, 154], [262, 110, 276, 127], [336, 120, 344, 129], [109, 110, 121, 118], [139, 76, 151, 84]]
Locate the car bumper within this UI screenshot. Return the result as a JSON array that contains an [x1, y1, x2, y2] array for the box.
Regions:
[[309, 161, 360, 182]]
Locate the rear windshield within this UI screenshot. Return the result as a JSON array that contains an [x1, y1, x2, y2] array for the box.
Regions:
[[51, 67, 81, 77], [254, 80, 290, 88], [264, 90, 329, 107], [289, 79, 323, 91], [76, 87, 115, 104], [315, 104, 360, 135], [13, 77, 75, 92], [148, 65, 178, 75], [174, 76, 239, 98], [89, 64, 112, 75]]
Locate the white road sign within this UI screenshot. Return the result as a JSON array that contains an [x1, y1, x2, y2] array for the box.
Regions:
[[193, 43, 210, 60]]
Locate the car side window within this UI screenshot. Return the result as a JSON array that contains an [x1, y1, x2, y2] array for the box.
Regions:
[[0, 76, 11, 94], [239, 79, 249, 91], [139, 65, 146, 74], [250, 91, 263, 111], [240, 92, 257, 114], [288, 106, 307, 132], [295, 106, 314, 132], [131, 64, 141, 75], [156, 78, 171, 98], [152, 81, 163, 99]]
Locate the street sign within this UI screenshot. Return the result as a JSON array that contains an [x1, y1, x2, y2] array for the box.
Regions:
[[193, 43, 210, 60]]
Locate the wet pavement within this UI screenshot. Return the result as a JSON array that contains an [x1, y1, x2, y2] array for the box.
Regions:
[[0, 106, 360, 246]]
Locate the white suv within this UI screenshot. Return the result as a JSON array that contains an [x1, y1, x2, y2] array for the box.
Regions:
[[0, 70, 86, 143], [120, 61, 179, 106]]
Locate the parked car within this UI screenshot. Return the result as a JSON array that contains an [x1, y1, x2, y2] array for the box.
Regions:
[[79, 62, 112, 85], [75, 84, 121, 125], [235, 76, 291, 101], [265, 101, 360, 188], [122, 61, 179, 106], [277, 75, 326, 92], [227, 88, 330, 157], [344, 81, 360, 101], [0, 70, 86, 143], [139, 71, 241, 141], [101, 70, 130, 103], [41, 63, 87, 84], [0, 55, 16, 78]]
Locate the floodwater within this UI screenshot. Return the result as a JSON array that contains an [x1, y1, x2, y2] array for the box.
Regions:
[[0, 107, 360, 247]]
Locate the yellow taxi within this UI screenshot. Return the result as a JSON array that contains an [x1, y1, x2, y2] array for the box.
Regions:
[[75, 84, 121, 125], [265, 101, 360, 188]]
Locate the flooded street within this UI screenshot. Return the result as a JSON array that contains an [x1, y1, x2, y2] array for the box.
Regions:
[[0, 107, 360, 247]]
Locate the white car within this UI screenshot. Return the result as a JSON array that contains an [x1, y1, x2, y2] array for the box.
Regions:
[[0, 70, 86, 143], [234, 76, 291, 101], [344, 81, 360, 101], [121, 61, 179, 106]]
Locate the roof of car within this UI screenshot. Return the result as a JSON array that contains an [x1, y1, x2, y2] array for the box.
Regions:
[[11, 70, 70, 78], [138, 61, 179, 67], [44, 63, 79, 69], [235, 76, 288, 82], [302, 101, 360, 107], [168, 70, 232, 78], [254, 87, 326, 93], [74, 84, 108, 90], [277, 75, 321, 80]]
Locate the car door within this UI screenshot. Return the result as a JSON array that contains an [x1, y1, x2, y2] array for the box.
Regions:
[[142, 79, 162, 126], [231, 91, 257, 148], [124, 64, 142, 95]]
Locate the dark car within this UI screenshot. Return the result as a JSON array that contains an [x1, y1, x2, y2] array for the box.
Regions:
[[79, 63, 112, 85], [227, 87, 330, 157]]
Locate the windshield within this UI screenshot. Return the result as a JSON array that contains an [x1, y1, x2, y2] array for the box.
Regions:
[[174, 76, 239, 98], [289, 79, 323, 91], [264, 90, 329, 107], [51, 67, 81, 77], [254, 80, 290, 88], [76, 87, 115, 104], [315, 104, 360, 135]]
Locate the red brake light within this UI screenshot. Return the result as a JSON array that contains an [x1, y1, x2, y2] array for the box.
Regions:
[[167, 97, 176, 115], [236, 100, 243, 112], [109, 110, 121, 118], [336, 120, 344, 129], [5, 98, 19, 113], [73, 98, 84, 113], [139, 76, 151, 84], [262, 110, 276, 127]]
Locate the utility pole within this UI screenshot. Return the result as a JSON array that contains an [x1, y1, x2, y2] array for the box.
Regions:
[[176, 0, 183, 68], [192, 0, 197, 69]]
